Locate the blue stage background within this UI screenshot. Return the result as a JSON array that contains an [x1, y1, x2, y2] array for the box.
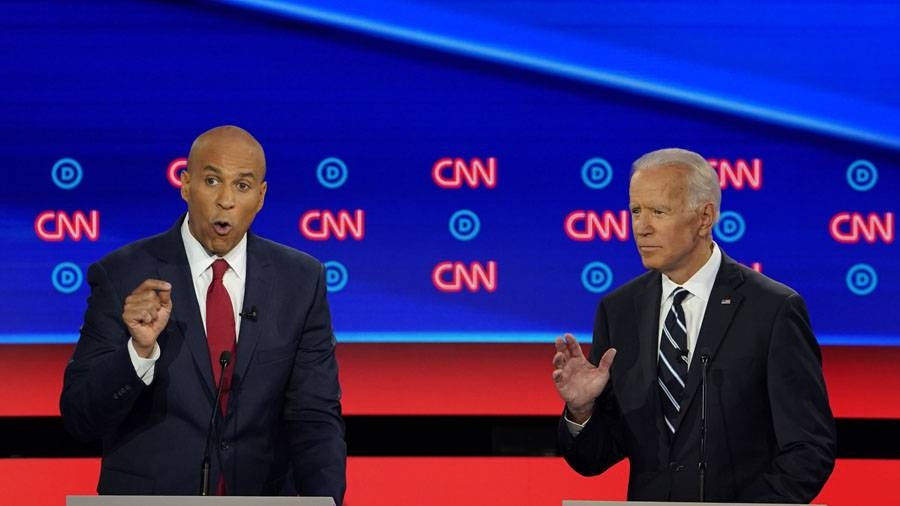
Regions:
[[1, 0, 897, 344]]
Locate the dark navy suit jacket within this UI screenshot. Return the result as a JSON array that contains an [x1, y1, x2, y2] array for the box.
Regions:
[[61, 216, 346, 503], [559, 253, 836, 502]]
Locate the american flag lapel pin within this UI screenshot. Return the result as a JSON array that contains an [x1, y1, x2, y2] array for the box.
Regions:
[[721, 298, 732, 305]]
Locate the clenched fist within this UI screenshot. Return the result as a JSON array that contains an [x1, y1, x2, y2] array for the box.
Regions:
[[122, 279, 172, 357]]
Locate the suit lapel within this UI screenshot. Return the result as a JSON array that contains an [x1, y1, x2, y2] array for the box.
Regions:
[[152, 216, 217, 398], [674, 254, 745, 431], [635, 275, 662, 396], [233, 233, 273, 385], [633, 274, 668, 439]]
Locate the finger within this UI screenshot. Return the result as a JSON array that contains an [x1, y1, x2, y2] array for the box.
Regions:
[[157, 287, 172, 307], [598, 347, 617, 371], [124, 304, 158, 323], [125, 291, 158, 309], [554, 336, 567, 354], [125, 295, 162, 313], [564, 333, 585, 358], [134, 309, 155, 325], [552, 368, 564, 383], [552, 351, 566, 370], [134, 278, 172, 294]]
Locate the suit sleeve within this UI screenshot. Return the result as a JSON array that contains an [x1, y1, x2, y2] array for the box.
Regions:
[[284, 263, 347, 504], [739, 293, 837, 502], [59, 261, 150, 441], [558, 299, 628, 476]]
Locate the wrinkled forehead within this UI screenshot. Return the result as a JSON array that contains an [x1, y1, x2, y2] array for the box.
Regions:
[[629, 165, 690, 203]]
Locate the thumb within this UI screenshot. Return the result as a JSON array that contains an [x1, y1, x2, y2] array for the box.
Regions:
[[598, 348, 617, 371], [158, 288, 172, 308]]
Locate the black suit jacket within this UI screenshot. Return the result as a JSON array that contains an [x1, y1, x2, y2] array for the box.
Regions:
[[559, 253, 836, 502], [61, 216, 346, 503]]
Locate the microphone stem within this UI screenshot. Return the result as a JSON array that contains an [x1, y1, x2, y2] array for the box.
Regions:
[[699, 353, 709, 502], [200, 351, 231, 496]]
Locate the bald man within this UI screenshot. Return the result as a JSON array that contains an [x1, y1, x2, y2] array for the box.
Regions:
[[61, 126, 346, 503]]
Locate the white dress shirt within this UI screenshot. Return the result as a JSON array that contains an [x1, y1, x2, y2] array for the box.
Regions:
[[566, 243, 723, 434], [128, 218, 248, 385], [658, 242, 721, 368]]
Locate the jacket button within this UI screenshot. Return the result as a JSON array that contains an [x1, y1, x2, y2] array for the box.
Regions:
[[220, 440, 231, 451]]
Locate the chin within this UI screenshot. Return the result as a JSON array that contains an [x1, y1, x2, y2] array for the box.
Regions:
[[638, 257, 656, 271]]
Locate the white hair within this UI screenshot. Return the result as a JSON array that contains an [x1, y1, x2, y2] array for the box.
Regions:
[[631, 147, 721, 215]]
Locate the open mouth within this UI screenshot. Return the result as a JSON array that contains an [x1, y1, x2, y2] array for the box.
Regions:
[[213, 221, 232, 235]]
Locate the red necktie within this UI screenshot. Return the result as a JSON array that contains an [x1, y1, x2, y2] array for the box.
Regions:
[[206, 259, 236, 415]]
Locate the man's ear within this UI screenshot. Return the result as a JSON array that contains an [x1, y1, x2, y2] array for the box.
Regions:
[[180, 169, 191, 202], [256, 181, 267, 212], [698, 202, 716, 237]]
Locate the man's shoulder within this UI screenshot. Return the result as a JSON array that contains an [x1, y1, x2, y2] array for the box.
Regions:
[[725, 258, 801, 301], [249, 234, 323, 272], [601, 269, 658, 306], [95, 227, 175, 269]]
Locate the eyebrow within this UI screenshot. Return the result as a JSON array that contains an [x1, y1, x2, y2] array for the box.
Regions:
[[200, 165, 258, 180]]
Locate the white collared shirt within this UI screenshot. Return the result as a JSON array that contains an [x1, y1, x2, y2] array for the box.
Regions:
[[180, 216, 247, 339], [129, 217, 248, 384], [566, 242, 723, 435], [658, 242, 722, 367]]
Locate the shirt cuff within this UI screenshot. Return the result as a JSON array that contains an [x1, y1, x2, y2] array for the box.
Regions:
[[128, 339, 160, 385], [564, 412, 591, 436]]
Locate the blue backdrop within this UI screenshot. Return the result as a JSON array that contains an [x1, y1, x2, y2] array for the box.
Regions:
[[1, 1, 897, 344]]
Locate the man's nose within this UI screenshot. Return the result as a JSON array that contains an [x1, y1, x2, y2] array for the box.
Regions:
[[216, 185, 235, 209], [633, 214, 652, 235]]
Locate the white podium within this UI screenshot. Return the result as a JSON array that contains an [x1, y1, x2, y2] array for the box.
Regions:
[[563, 502, 825, 506], [67, 497, 335, 506]]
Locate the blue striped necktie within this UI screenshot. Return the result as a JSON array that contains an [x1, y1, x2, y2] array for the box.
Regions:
[[658, 286, 690, 436]]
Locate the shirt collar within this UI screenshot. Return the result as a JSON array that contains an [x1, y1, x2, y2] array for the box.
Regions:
[[661, 242, 722, 303], [181, 215, 247, 280]]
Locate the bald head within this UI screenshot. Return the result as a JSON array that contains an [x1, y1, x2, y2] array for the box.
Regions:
[[180, 125, 268, 256], [187, 125, 266, 180]]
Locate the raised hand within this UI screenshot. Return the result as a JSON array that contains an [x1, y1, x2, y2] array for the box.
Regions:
[[122, 279, 172, 357], [552, 333, 616, 423]]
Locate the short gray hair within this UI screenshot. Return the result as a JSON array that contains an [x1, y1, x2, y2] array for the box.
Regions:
[[631, 148, 721, 215]]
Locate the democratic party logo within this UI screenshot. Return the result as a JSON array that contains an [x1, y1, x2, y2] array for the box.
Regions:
[[713, 211, 746, 243], [323, 261, 349, 292], [846, 160, 878, 192], [449, 210, 481, 241], [846, 263, 877, 296], [51, 158, 84, 190], [581, 261, 613, 294], [581, 158, 613, 190], [317, 157, 349, 189], [52, 262, 83, 294]]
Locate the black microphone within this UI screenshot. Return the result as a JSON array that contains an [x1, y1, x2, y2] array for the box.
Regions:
[[698, 349, 710, 502], [239, 305, 258, 321], [200, 350, 231, 496]]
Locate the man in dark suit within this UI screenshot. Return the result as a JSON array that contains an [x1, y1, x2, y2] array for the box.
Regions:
[[552, 148, 835, 502], [60, 125, 346, 503]]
